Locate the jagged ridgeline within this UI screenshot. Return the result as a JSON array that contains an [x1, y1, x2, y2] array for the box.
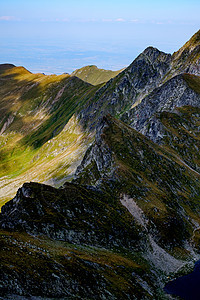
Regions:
[[0, 30, 200, 299]]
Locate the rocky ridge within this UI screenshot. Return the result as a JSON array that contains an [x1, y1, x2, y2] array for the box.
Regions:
[[78, 31, 200, 133], [169, 29, 200, 78]]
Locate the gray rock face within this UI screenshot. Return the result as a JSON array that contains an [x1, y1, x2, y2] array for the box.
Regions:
[[121, 74, 200, 143]]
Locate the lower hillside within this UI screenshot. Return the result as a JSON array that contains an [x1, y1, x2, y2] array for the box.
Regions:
[[1, 114, 200, 298]]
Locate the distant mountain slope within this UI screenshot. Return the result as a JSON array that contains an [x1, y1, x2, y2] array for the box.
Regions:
[[0, 65, 94, 144], [71, 65, 123, 85]]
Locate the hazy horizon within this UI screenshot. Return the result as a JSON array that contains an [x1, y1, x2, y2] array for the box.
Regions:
[[0, 0, 199, 74]]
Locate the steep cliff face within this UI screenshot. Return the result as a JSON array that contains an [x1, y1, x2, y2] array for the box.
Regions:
[[78, 31, 200, 133]]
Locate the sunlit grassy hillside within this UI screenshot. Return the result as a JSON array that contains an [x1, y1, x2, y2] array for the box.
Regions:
[[0, 64, 99, 206]]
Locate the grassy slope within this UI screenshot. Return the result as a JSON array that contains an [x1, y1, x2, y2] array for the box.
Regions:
[[0, 65, 100, 206], [172, 29, 200, 65], [184, 73, 200, 94], [71, 65, 123, 85]]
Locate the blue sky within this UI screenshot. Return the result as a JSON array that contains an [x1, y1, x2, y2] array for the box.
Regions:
[[0, 0, 199, 74]]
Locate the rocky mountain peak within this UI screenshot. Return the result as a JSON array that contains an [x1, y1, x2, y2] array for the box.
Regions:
[[78, 48, 172, 131], [142, 46, 171, 64]]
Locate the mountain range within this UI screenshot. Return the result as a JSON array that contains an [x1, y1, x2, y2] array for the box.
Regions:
[[0, 29, 200, 299]]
